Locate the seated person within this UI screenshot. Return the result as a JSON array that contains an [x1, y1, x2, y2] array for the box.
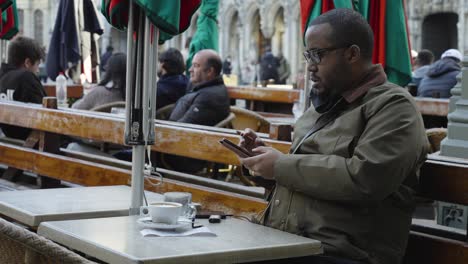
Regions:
[[169, 49, 230, 126], [411, 49, 434, 88], [418, 49, 462, 98], [165, 49, 230, 173], [72, 53, 126, 110], [0, 36, 46, 140], [157, 48, 188, 110], [239, 9, 428, 264]]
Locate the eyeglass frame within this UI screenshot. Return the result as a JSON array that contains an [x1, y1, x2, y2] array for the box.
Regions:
[[303, 45, 351, 65]]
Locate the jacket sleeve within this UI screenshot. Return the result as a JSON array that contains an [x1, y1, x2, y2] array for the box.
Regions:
[[23, 74, 46, 104], [72, 87, 100, 110], [176, 101, 217, 125], [274, 96, 428, 203]]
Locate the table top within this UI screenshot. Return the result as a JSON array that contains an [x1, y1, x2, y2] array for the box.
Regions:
[[0, 185, 163, 227], [38, 215, 322, 264]]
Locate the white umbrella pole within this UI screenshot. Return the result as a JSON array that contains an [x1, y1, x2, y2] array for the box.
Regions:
[[303, 62, 311, 111], [125, 1, 145, 215]]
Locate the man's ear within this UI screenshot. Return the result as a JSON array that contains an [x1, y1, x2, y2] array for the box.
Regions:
[[23, 58, 33, 68], [346, 45, 361, 63], [206, 66, 215, 77]]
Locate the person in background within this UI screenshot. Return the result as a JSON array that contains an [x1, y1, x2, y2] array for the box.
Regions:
[[157, 48, 188, 110], [411, 49, 434, 88], [417, 48, 462, 98], [238, 9, 428, 264], [72, 53, 126, 110], [169, 49, 230, 126], [100, 46, 114, 73], [166, 49, 230, 173], [0, 36, 46, 139], [259, 46, 279, 85], [277, 52, 291, 84], [222, 55, 232, 75]]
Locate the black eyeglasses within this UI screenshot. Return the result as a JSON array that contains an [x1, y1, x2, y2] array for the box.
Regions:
[[303, 46, 348, 65]]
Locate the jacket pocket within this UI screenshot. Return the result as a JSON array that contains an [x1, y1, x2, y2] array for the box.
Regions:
[[333, 136, 356, 158]]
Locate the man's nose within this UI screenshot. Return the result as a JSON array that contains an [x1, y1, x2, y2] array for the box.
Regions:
[[307, 62, 318, 72]]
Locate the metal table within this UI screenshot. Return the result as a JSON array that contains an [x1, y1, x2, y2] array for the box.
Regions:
[[38, 215, 322, 263], [0, 185, 163, 228]]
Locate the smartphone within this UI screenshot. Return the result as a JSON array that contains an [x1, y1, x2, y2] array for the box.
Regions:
[[219, 138, 254, 158]]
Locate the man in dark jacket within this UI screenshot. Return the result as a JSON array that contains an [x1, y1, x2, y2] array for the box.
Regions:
[[166, 49, 230, 173], [417, 49, 462, 98], [259, 47, 279, 85], [169, 49, 230, 126], [0, 36, 46, 139], [157, 48, 188, 110]]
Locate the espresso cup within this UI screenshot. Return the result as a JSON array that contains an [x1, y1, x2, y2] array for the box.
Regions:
[[163, 192, 197, 219], [141, 202, 182, 224]]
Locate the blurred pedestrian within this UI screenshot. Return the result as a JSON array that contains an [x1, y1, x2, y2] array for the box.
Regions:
[[418, 49, 461, 98]]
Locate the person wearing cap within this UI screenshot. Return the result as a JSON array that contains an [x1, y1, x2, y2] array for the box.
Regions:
[[411, 49, 434, 88], [417, 48, 462, 98]]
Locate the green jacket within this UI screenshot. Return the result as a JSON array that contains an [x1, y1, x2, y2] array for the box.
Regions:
[[267, 82, 428, 264]]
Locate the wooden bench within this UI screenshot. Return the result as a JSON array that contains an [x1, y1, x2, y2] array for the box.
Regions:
[[0, 99, 275, 217], [403, 155, 468, 264], [43, 84, 84, 99], [228, 85, 450, 117]]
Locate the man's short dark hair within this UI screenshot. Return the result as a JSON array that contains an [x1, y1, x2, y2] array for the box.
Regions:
[[205, 55, 222, 76], [417, 49, 434, 66], [159, 48, 185, 75], [8, 36, 45, 67], [310, 8, 374, 60]]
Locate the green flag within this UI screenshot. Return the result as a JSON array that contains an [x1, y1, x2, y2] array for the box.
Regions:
[[384, 0, 412, 86], [186, 0, 219, 72]]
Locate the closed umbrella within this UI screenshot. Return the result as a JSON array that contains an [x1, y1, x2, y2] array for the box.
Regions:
[[186, 0, 219, 71], [0, 0, 18, 40], [46, 0, 80, 81], [102, 0, 200, 214]]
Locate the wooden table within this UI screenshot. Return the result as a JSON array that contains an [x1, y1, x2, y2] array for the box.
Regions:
[[0, 185, 163, 228], [38, 215, 322, 263]]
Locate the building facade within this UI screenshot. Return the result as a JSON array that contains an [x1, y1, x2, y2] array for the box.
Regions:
[[15, 0, 468, 84]]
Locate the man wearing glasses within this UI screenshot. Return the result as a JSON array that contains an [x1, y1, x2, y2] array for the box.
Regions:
[[238, 8, 428, 264]]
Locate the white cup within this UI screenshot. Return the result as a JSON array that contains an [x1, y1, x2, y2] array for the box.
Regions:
[[141, 202, 182, 224], [164, 192, 197, 219], [6, 89, 14, 101]]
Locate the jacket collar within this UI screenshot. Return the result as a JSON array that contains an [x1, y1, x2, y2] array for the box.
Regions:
[[341, 64, 387, 103], [310, 64, 387, 113], [188, 76, 224, 92]]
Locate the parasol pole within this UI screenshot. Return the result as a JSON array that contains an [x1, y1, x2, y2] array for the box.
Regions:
[[125, 1, 145, 215], [303, 61, 311, 111], [126, 1, 159, 215]]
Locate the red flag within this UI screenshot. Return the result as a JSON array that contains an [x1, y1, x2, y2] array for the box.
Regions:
[[369, 0, 386, 66], [0, 2, 18, 40], [0, 0, 11, 10], [300, 0, 315, 34]]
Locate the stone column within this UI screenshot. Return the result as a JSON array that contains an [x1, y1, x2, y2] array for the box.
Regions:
[[440, 56, 468, 158], [283, 1, 300, 85]]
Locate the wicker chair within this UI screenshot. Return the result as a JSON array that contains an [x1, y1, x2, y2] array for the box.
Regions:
[[0, 217, 96, 264], [156, 103, 176, 120], [229, 106, 270, 133], [426, 127, 447, 153], [215, 112, 236, 128]]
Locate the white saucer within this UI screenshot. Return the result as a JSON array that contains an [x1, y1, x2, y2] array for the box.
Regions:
[[137, 217, 192, 230]]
